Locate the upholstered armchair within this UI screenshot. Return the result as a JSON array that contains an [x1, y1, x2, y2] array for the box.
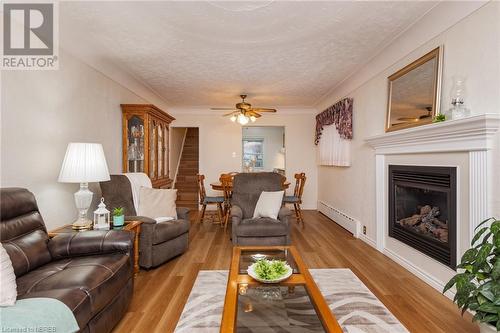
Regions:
[[99, 175, 190, 269], [231, 172, 292, 246]]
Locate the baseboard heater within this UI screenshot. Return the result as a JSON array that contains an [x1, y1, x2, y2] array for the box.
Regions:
[[318, 201, 360, 237]]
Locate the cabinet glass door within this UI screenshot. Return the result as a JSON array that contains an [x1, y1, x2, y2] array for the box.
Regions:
[[150, 120, 156, 179], [127, 115, 145, 173], [158, 124, 163, 178], [163, 126, 169, 178]]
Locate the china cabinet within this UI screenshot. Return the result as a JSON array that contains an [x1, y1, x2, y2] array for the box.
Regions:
[[121, 104, 175, 188]]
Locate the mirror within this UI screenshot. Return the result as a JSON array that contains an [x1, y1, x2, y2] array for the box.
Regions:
[[242, 126, 285, 174], [386, 47, 442, 132]]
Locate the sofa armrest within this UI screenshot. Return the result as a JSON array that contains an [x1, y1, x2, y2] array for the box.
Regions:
[[230, 205, 243, 222], [49, 230, 134, 260], [126, 215, 156, 224], [278, 206, 292, 220], [176, 207, 190, 221]]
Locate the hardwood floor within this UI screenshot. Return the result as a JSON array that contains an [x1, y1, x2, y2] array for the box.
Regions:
[[114, 210, 478, 333]]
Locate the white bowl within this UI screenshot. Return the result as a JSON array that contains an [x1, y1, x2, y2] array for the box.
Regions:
[[247, 263, 293, 283]]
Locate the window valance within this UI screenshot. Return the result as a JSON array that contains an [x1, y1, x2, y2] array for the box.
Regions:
[[314, 97, 353, 145]]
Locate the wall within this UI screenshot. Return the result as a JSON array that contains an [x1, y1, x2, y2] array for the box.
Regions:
[[170, 127, 187, 180], [242, 126, 285, 171], [0, 49, 157, 230], [315, 2, 500, 288], [169, 110, 318, 209]]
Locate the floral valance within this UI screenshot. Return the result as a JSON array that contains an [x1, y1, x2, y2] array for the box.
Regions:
[[314, 97, 353, 145]]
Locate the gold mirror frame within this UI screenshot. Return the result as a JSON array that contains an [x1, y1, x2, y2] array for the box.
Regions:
[[385, 47, 442, 132]]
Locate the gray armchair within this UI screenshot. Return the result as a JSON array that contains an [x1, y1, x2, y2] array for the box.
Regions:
[[231, 172, 292, 246], [99, 175, 189, 269]]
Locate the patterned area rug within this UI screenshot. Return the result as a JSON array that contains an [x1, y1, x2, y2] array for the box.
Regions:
[[175, 269, 408, 333]]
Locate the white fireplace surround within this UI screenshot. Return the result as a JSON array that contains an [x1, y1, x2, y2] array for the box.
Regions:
[[365, 114, 500, 291]]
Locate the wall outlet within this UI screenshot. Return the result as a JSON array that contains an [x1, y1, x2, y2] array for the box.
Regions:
[[363, 226, 367, 235]]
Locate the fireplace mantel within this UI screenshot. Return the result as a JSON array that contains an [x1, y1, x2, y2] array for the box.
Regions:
[[363, 113, 500, 289], [365, 113, 500, 155]]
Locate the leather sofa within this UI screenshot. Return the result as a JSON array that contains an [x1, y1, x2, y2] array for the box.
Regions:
[[99, 175, 190, 269], [231, 172, 292, 245], [0, 188, 134, 333]]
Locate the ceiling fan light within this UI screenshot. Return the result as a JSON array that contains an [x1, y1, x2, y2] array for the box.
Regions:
[[250, 116, 257, 122], [238, 113, 249, 125], [230, 115, 237, 122]]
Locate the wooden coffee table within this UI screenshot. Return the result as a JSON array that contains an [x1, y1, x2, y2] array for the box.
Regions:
[[49, 220, 142, 277], [221, 246, 343, 332]]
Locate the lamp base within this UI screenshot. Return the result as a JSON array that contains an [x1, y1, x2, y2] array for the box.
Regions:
[[72, 217, 93, 230]]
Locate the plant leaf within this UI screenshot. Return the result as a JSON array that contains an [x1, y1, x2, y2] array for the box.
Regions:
[[443, 275, 457, 293], [472, 227, 489, 246], [461, 248, 478, 264]]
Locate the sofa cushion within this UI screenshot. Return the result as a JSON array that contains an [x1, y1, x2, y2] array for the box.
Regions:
[[153, 220, 190, 245], [17, 288, 92, 330], [0, 189, 52, 278], [235, 218, 288, 237], [16, 253, 131, 316]]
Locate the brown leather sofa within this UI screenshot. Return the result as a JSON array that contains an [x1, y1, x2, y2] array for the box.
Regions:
[[0, 188, 134, 333], [99, 175, 190, 269], [231, 172, 292, 246]]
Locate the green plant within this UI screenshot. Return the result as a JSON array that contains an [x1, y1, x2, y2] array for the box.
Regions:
[[254, 260, 288, 280], [433, 113, 446, 123], [444, 217, 500, 330], [113, 207, 124, 217]]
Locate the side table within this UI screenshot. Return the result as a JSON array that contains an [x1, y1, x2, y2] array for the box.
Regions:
[[49, 220, 143, 277]]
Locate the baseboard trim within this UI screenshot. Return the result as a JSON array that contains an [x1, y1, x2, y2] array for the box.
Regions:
[[383, 247, 455, 299], [359, 234, 377, 249]]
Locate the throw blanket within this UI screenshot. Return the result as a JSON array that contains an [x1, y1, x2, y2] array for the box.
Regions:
[[0, 298, 79, 333], [123, 172, 152, 213]]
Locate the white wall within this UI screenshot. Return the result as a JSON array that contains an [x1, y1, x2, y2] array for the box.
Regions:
[[169, 110, 318, 209], [0, 49, 157, 230], [315, 2, 500, 287], [242, 126, 285, 171]]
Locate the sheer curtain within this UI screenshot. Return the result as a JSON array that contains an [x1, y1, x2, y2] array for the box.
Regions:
[[318, 124, 351, 166]]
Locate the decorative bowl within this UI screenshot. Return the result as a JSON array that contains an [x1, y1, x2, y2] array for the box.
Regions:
[[247, 262, 293, 284]]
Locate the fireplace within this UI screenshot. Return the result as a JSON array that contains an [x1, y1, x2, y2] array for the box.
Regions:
[[388, 165, 457, 268]]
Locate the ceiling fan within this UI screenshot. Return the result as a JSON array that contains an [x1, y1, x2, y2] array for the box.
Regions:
[[211, 94, 276, 124]]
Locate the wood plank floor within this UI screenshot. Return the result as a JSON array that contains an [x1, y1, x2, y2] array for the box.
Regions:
[[113, 210, 478, 333]]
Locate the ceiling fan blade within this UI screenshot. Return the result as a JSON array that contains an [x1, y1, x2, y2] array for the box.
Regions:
[[211, 107, 237, 110], [223, 111, 239, 117], [251, 108, 276, 112], [247, 111, 262, 118]]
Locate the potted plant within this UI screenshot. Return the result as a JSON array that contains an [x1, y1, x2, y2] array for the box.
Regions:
[[112, 207, 125, 227], [444, 217, 500, 332]]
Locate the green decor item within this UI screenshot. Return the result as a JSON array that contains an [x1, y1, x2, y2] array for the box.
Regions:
[[443, 217, 500, 332], [433, 113, 446, 123], [112, 207, 125, 227]]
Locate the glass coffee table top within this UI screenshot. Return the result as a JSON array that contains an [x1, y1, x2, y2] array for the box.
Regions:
[[239, 248, 299, 274], [236, 284, 325, 332]]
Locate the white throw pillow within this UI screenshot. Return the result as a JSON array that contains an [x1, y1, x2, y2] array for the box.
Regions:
[[253, 191, 284, 220], [138, 187, 178, 221], [0, 243, 17, 306]]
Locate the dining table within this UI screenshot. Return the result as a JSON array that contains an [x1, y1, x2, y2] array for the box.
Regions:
[[210, 180, 291, 191]]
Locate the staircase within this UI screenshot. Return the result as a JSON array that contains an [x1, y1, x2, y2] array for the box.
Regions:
[[175, 128, 199, 211]]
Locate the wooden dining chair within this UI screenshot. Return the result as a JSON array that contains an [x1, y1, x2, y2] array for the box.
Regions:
[[197, 174, 224, 224], [283, 172, 306, 224], [219, 173, 234, 231]]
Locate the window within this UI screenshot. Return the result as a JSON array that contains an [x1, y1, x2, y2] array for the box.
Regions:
[[242, 139, 264, 169]]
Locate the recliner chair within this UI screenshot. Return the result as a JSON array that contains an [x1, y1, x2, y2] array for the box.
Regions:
[[99, 175, 190, 269], [231, 172, 292, 246]]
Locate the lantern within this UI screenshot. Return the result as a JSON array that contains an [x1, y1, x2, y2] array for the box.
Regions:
[[93, 198, 110, 230]]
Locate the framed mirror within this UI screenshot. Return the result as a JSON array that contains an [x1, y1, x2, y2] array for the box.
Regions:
[[386, 47, 442, 132]]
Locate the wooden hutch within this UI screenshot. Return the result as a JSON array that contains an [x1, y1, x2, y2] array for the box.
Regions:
[[121, 104, 175, 188]]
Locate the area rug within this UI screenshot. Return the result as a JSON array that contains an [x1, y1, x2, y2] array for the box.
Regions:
[[174, 269, 408, 333]]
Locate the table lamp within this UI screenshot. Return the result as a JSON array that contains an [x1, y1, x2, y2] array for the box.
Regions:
[[58, 143, 110, 230]]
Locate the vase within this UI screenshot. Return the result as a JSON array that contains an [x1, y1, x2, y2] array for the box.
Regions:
[[479, 322, 497, 333], [113, 215, 125, 227]]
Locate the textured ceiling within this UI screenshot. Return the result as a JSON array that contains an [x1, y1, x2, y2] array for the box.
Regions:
[[60, 1, 436, 108]]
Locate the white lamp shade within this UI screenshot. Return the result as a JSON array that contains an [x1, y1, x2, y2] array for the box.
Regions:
[[58, 143, 110, 183]]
